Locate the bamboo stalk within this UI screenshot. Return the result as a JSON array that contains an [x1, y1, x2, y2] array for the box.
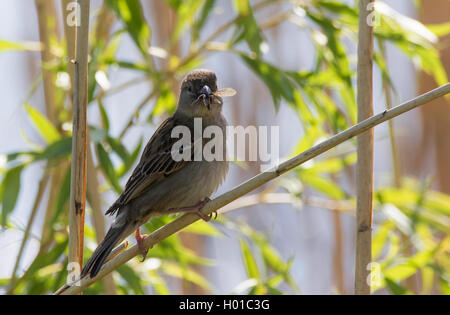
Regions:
[[35, 0, 64, 253], [43, 2, 77, 254], [55, 83, 450, 295], [62, 0, 76, 95], [35, 0, 59, 124], [93, 2, 115, 47], [68, 0, 90, 289], [333, 210, 345, 294], [355, 0, 374, 295]]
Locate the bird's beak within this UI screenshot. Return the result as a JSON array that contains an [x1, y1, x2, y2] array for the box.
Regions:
[[200, 85, 211, 110]]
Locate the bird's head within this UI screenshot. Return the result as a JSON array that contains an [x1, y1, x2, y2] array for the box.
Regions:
[[177, 69, 232, 118]]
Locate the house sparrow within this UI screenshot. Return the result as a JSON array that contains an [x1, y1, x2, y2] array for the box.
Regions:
[[81, 69, 235, 278]]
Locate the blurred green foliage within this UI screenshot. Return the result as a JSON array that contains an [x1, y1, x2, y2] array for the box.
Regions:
[[0, 0, 449, 294]]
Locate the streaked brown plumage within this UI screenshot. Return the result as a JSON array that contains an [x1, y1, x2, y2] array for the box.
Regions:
[[81, 69, 233, 278]]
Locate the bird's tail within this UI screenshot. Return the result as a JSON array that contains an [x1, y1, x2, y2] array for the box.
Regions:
[[81, 224, 129, 278]]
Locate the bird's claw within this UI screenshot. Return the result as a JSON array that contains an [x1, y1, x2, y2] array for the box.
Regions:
[[135, 229, 149, 262], [138, 242, 148, 262], [196, 209, 218, 222], [166, 197, 217, 222], [194, 198, 217, 222]]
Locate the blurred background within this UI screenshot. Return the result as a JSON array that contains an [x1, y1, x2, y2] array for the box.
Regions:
[[0, 0, 449, 294]]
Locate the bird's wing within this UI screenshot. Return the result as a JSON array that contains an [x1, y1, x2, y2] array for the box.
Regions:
[[105, 116, 192, 216]]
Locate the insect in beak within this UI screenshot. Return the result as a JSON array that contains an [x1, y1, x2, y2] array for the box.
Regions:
[[199, 85, 211, 110]]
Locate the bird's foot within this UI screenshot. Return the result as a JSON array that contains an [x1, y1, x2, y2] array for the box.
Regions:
[[167, 197, 217, 222], [135, 228, 148, 262]]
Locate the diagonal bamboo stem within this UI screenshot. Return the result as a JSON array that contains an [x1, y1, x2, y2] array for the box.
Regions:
[[55, 83, 450, 295]]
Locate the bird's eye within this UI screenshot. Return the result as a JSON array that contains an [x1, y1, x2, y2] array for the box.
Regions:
[[187, 85, 193, 93]]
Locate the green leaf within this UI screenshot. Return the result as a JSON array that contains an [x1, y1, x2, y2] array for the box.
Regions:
[[240, 238, 261, 280], [183, 220, 221, 236], [24, 103, 60, 143], [117, 264, 145, 294], [421, 266, 435, 294], [26, 239, 68, 276], [167, 0, 205, 41], [303, 153, 357, 174], [0, 39, 41, 52], [256, 237, 298, 292], [192, 0, 217, 42], [98, 32, 123, 63], [162, 262, 212, 291], [384, 248, 436, 282], [106, 0, 151, 56], [290, 89, 318, 128], [147, 270, 170, 295], [150, 83, 177, 118], [232, 0, 265, 56], [104, 59, 150, 72], [122, 138, 143, 176], [374, 2, 448, 86], [385, 278, 412, 295], [372, 221, 394, 259], [1, 165, 24, 226], [106, 136, 143, 177], [106, 136, 130, 165], [305, 9, 357, 122], [148, 232, 214, 266], [424, 191, 450, 216], [426, 22, 450, 37], [50, 167, 71, 225], [231, 278, 259, 294], [240, 54, 296, 110], [440, 276, 450, 295], [374, 49, 396, 93], [98, 99, 110, 132], [316, 1, 358, 18], [292, 125, 324, 155], [34, 137, 72, 161], [254, 238, 285, 274], [96, 143, 122, 194], [0, 278, 10, 286], [299, 171, 346, 199]]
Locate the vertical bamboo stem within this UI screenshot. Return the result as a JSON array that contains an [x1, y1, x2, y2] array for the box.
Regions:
[[355, 0, 374, 295], [333, 210, 345, 294], [62, 0, 76, 97], [34, 0, 59, 124], [64, 1, 117, 294], [68, 0, 90, 285], [35, 0, 64, 253]]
